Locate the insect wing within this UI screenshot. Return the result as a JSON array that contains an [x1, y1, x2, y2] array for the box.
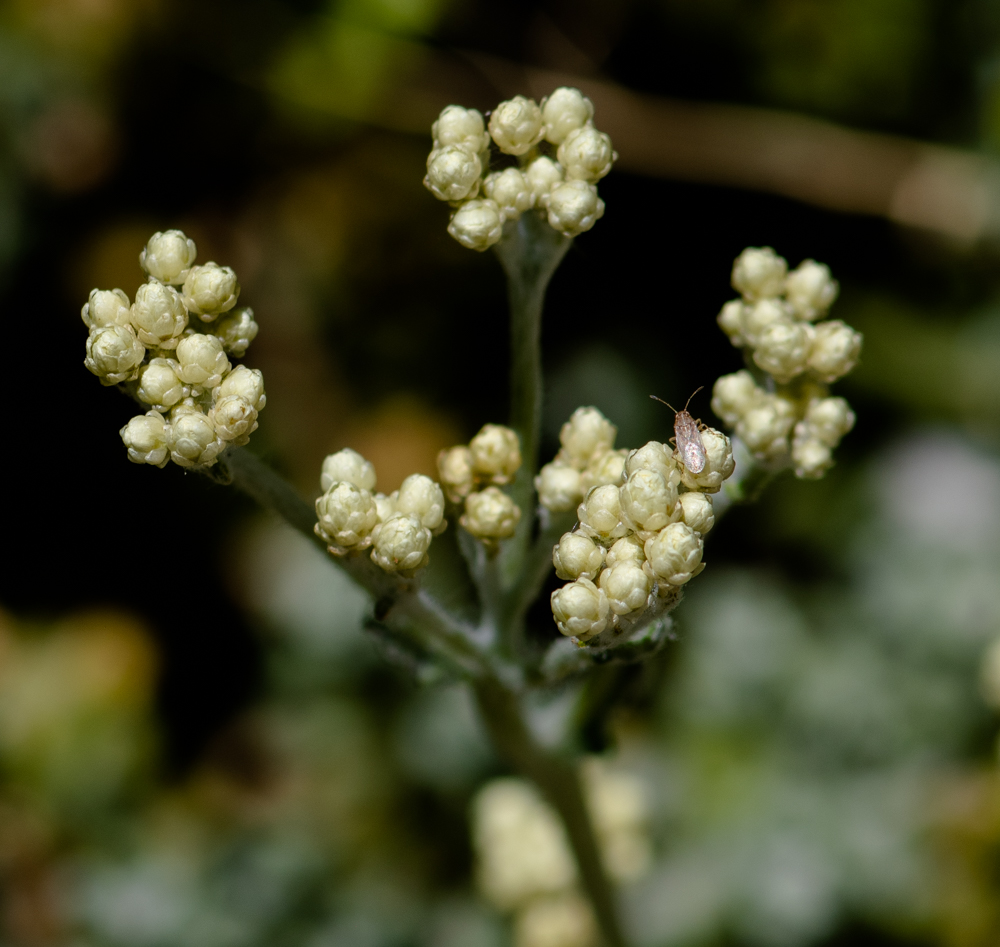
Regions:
[[675, 411, 706, 474]]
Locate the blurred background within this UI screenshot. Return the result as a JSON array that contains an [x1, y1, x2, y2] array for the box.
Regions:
[[5, 0, 1000, 944]]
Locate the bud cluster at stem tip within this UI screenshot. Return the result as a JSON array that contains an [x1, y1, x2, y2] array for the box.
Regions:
[[81, 229, 264, 469], [424, 87, 616, 251]]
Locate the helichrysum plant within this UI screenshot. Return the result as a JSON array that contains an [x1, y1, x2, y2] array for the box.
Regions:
[[81, 88, 860, 947]]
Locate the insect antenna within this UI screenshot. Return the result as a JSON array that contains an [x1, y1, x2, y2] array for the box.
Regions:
[[650, 394, 678, 413], [683, 386, 704, 412]]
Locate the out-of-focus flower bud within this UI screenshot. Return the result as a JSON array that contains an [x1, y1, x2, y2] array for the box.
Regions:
[[524, 156, 564, 208], [711, 370, 761, 427], [483, 167, 534, 219], [212, 307, 258, 357], [432, 105, 491, 154], [785, 259, 838, 321], [731, 246, 787, 301], [536, 461, 584, 513], [557, 126, 616, 183], [581, 448, 628, 492], [437, 445, 474, 503], [752, 320, 814, 383], [448, 199, 504, 251], [470, 424, 522, 484], [541, 87, 594, 145], [807, 319, 862, 382], [395, 474, 446, 533], [559, 407, 617, 469], [461, 487, 521, 542]]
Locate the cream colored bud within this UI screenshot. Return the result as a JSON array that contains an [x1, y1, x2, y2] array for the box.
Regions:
[[139, 230, 197, 284], [736, 395, 796, 459], [374, 492, 396, 521], [315, 481, 379, 550], [437, 445, 474, 503], [802, 396, 855, 446], [212, 307, 258, 357], [742, 298, 791, 347], [167, 405, 223, 467], [524, 156, 564, 208], [547, 180, 604, 237], [469, 424, 522, 484], [120, 411, 169, 467], [677, 491, 715, 534], [488, 95, 544, 155], [620, 468, 677, 535], [599, 561, 651, 616], [217, 365, 265, 412], [577, 484, 629, 543], [535, 462, 584, 513], [320, 447, 376, 492], [717, 299, 746, 346], [130, 280, 188, 349], [785, 259, 838, 321], [181, 262, 240, 320], [482, 168, 533, 219], [136, 358, 187, 409], [175, 333, 230, 388], [557, 126, 616, 183], [643, 522, 705, 586], [581, 448, 628, 492], [82, 288, 131, 329], [753, 319, 814, 383], [424, 145, 483, 202], [711, 370, 762, 427], [559, 407, 617, 469], [731, 246, 787, 301], [371, 513, 432, 572], [448, 199, 503, 251], [432, 105, 490, 154], [541, 87, 595, 145], [680, 428, 735, 493], [553, 531, 605, 581], [606, 535, 645, 569], [791, 436, 833, 479], [395, 474, 446, 533], [515, 893, 598, 947], [807, 319, 862, 382], [85, 325, 146, 384], [461, 487, 521, 541], [550, 577, 610, 641], [624, 441, 679, 485], [210, 395, 258, 444]]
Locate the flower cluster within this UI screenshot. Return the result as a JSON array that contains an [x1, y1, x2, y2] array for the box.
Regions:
[[437, 424, 523, 547], [424, 87, 616, 251], [542, 408, 734, 644], [315, 448, 446, 575], [82, 229, 264, 469], [712, 247, 860, 478]]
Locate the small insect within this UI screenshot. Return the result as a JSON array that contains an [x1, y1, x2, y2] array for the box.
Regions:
[[651, 387, 707, 474]]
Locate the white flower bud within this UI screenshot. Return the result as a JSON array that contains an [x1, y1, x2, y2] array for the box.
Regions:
[[136, 358, 187, 409], [550, 577, 610, 641], [559, 407, 617, 469], [315, 481, 379, 551], [624, 441, 679, 485], [437, 445, 474, 503], [807, 319, 862, 382], [557, 126, 616, 183], [711, 370, 762, 427], [605, 535, 645, 569], [680, 428, 734, 493], [130, 281, 188, 349], [731, 246, 787, 301], [84, 325, 146, 384], [120, 411, 169, 467], [581, 448, 628, 492], [514, 893, 597, 947], [395, 473, 446, 533], [802, 396, 855, 446], [552, 531, 605, 581], [321, 447, 376, 492], [524, 156, 564, 208], [577, 484, 629, 543], [212, 307, 258, 357], [175, 333, 230, 388], [541, 87, 595, 145], [791, 436, 833, 479], [424, 145, 483, 202], [469, 424, 522, 484], [488, 95, 544, 155], [82, 288, 131, 329], [547, 180, 604, 237], [716, 299, 745, 346], [482, 168, 533, 219], [752, 319, 814, 383], [742, 298, 791, 347], [374, 492, 396, 521], [461, 487, 521, 541], [181, 262, 240, 320], [448, 199, 503, 251], [620, 468, 677, 535], [599, 561, 651, 616], [785, 259, 838, 321], [536, 462, 584, 513], [218, 365, 266, 410], [139, 230, 197, 285], [432, 105, 490, 154], [677, 491, 715, 534], [371, 513, 432, 572], [210, 395, 258, 444], [167, 405, 223, 467], [643, 522, 705, 587], [736, 395, 796, 459]]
